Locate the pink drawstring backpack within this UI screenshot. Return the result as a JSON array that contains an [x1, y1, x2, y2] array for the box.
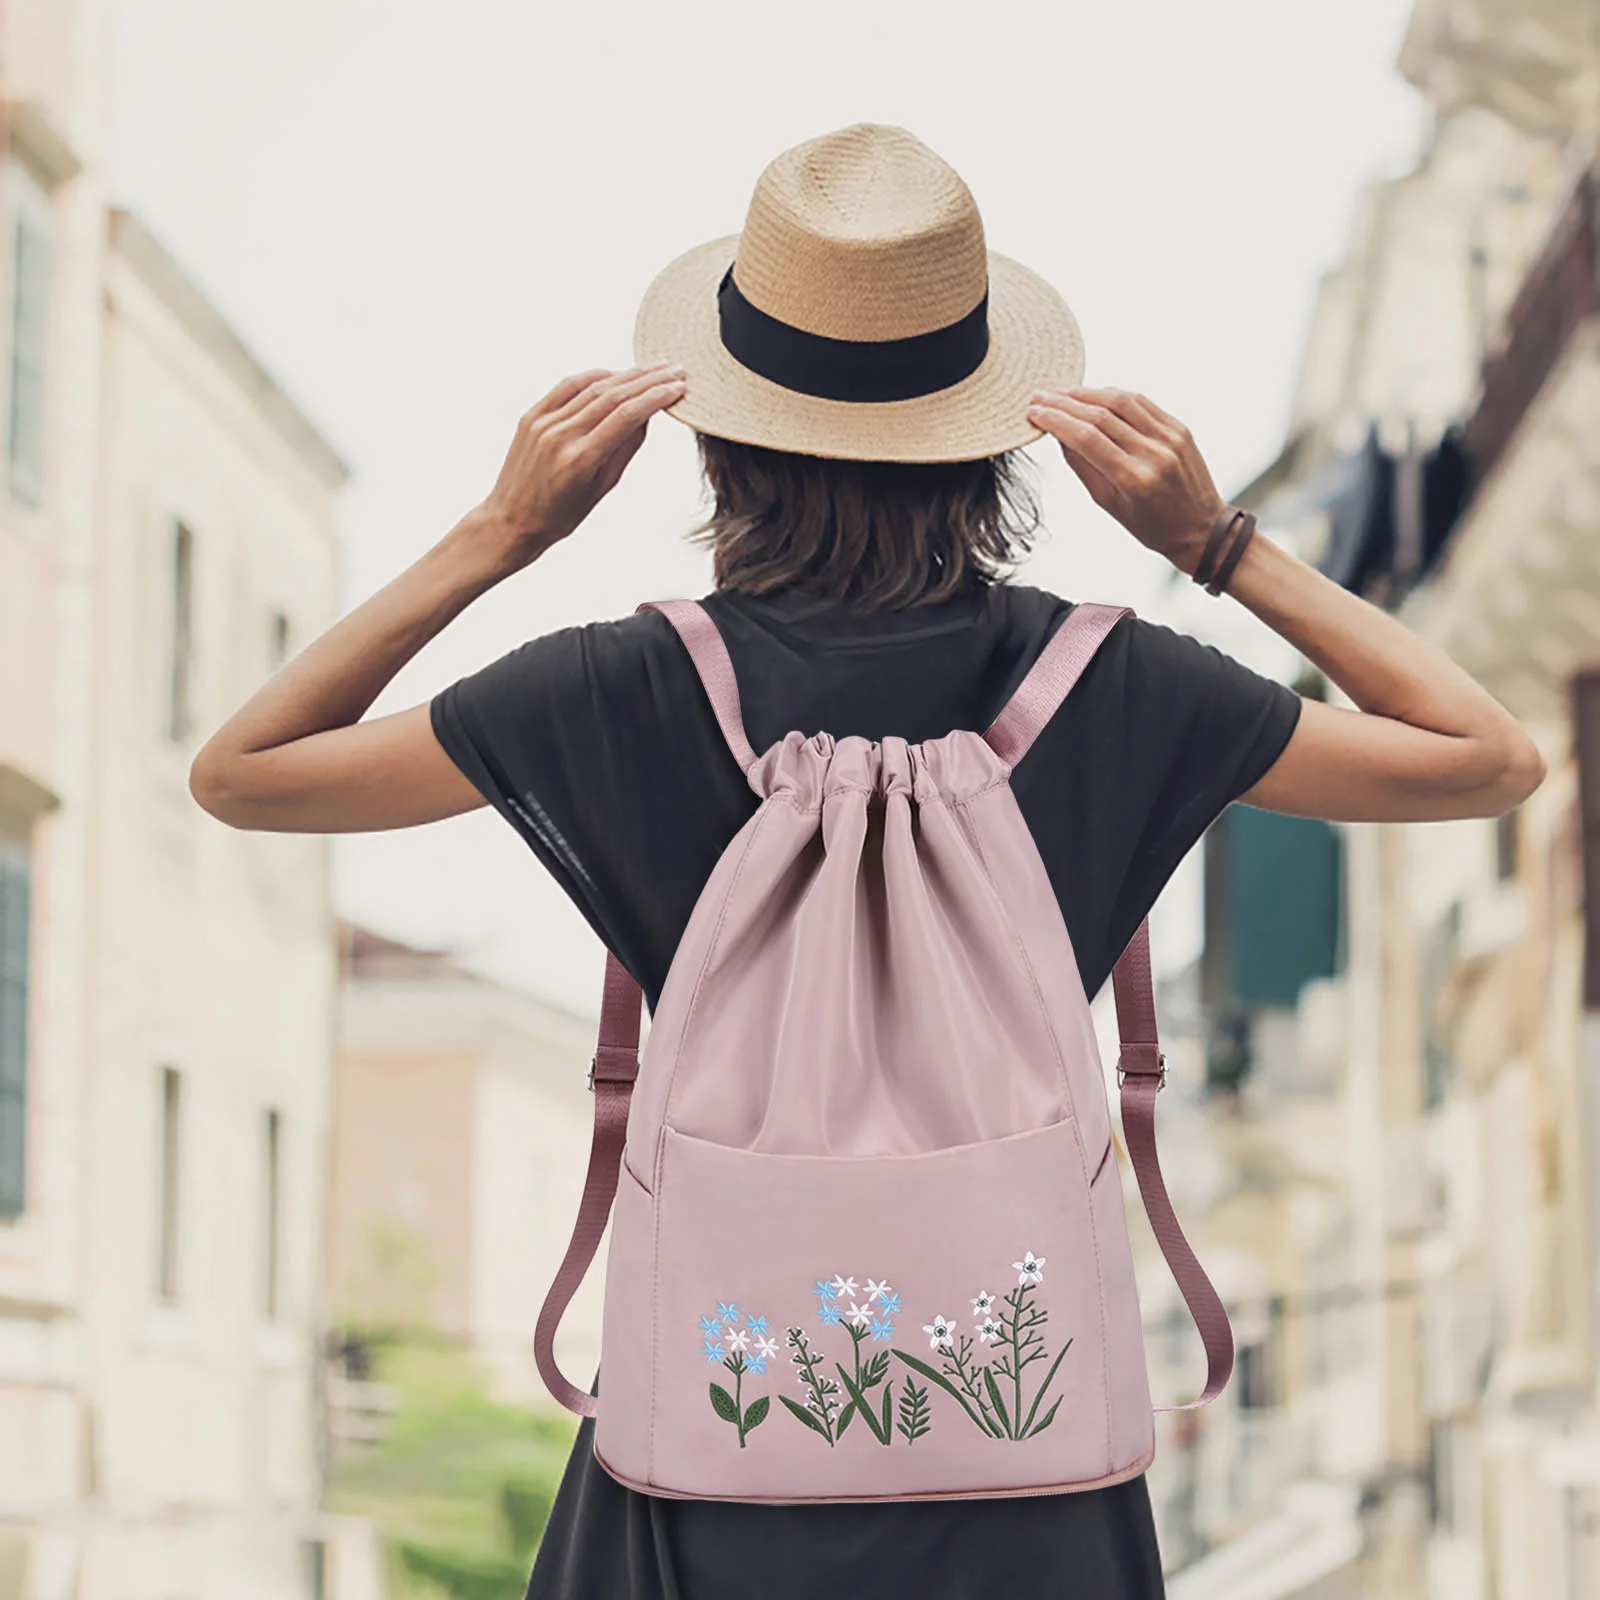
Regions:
[[535, 598, 1233, 1502]]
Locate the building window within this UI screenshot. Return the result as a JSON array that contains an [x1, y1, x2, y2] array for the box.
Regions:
[[0, 838, 29, 1221], [262, 1108, 282, 1319], [155, 1066, 183, 1301], [6, 164, 51, 508], [166, 522, 195, 743], [1236, 1310, 1282, 1410], [1495, 809, 1519, 882], [269, 609, 291, 671]]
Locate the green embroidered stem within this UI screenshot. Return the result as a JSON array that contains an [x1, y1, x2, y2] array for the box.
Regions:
[[992, 1285, 1051, 1439], [942, 1335, 1003, 1436], [784, 1327, 839, 1445]]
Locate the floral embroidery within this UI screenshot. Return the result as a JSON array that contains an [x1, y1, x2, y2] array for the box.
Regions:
[[704, 1249, 1070, 1450], [698, 1301, 771, 1448], [1012, 1252, 1046, 1288], [893, 1250, 1070, 1440]]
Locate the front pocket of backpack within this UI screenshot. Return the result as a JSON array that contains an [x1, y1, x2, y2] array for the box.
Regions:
[[639, 1118, 1141, 1501]]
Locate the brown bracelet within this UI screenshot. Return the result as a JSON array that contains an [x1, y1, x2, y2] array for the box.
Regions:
[[1205, 509, 1257, 596], [1192, 505, 1245, 589]]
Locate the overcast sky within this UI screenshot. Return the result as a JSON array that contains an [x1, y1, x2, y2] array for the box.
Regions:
[[108, 0, 1424, 1015]]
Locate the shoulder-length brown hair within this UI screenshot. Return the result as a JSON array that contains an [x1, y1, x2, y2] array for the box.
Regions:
[[691, 432, 1041, 611]]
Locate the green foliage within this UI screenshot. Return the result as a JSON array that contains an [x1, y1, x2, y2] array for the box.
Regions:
[[327, 1336, 576, 1600], [896, 1377, 931, 1444]]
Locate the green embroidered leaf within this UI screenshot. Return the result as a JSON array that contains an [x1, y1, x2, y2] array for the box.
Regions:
[[1020, 1339, 1073, 1437], [862, 1351, 891, 1388], [891, 1351, 999, 1438], [709, 1382, 740, 1425], [897, 1377, 932, 1444], [880, 1381, 893, 1441], [779, 1394, 832, 1441], [837, 1401, 856, 1438], [983, 1367, 1013, 1438], [835, 1365, 890, 1445], [1027, 1396, 1063, 1437], [743, 1395, 770, 1432]]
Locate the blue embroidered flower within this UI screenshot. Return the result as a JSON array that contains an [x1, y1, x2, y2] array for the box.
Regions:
[[812, 1280, 834, 1303], [878, 1292, 904, 1316], [818, 1299, 844, 1327], [747, 1352, 769, 1375], [698, 1313, 722, 1335], [869, 1315, 896, 1344], [743, 1313, 770, 1335], [715, 1300, 740, 1324], [702, 1336, 724, 1364]]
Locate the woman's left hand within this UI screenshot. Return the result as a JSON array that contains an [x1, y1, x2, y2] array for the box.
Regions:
[[1028, 387, 1226, 576]]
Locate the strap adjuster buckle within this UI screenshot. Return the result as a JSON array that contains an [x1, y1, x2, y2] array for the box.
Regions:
[[1117, 1050, 1167, 1090], [588, 1049, 639, 1092]]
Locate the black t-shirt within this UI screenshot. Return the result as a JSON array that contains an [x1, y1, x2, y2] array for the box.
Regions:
[[430, 575, 1302, 1600]]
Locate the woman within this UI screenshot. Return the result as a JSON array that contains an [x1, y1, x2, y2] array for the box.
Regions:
[[193, 126, 1541, 1598]]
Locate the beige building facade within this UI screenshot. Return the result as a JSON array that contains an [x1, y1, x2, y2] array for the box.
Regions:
[[1154, 3, 1600, 1595], [0, 4, 361, 1598], [330, 926, 603, 1404]]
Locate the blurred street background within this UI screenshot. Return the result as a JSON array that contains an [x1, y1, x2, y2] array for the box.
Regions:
[[2, 1, 1598, 1597]]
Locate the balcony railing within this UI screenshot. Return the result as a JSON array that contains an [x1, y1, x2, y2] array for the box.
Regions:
[[1464, 152, 1600, 488]]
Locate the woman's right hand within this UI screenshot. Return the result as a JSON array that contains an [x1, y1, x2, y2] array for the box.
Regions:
[[473, 362, 687, 576]]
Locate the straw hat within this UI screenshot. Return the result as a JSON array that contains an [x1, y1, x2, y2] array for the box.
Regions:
[[634, 123, 1085, 463]]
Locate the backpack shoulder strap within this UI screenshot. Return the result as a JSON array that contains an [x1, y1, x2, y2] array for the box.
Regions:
[[983, 600, 1132, 768], [534, 951, 641, 1417], [1113, 922, 1235, 1409], [989, 600, 1233, 1407], [641, 599, 758, 772]]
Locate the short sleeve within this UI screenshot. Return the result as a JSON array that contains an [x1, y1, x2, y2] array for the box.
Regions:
[[1010, 614, 1302, 998], [428, 613, 759, 1001]]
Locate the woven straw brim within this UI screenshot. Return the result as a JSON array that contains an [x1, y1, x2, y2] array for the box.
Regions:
[[634, 236, 1085, 463]]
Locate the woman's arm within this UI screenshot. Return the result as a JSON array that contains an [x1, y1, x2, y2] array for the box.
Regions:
[[1027, 386, 1545, 823], [190, 363, 687, 833]]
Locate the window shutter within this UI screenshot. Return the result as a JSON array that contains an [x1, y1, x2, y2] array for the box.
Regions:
[[1571, 671, 1600, 1007], [1222, 807, 1344, 1009], [0, 841, 30, 1220], [6, 199, 50, 507]]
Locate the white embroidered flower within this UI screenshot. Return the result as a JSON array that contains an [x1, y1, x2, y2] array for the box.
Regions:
[[1012, 1251, 1046, 1287], [976, 1316, 1003, 1344], [846, 1301, 873, 1330], [723, 1325, 751, 1353], [923, 1315, 957, 1352], [830, 1275, 858, 1300], [754, 1335, 781, 1362], [865, 1278, 893, 1303], [971, 1290, 996, 1317]]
